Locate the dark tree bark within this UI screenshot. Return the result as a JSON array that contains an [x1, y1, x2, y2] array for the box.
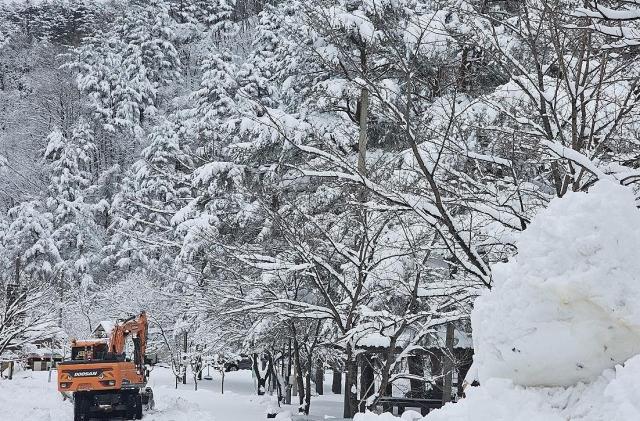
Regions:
[[315, 360, 324, 395], [331, 368, 342, 395], [343, 346, 358, 418], [303, 352, 313, 415], [408, 355, 425, 398], [252, 353, 267, 395], [442, 324, 455, 405], [359, 354, 375, 412], [293, 338, 305, 407], [428, 351, 444, 400]]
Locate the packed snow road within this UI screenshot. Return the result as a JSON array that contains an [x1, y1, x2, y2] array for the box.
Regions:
[[0, 367, 343, 421]]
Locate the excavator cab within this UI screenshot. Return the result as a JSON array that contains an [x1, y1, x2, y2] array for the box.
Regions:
[[70, 340, 110, 361]]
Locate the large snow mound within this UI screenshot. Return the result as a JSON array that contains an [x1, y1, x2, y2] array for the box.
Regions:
[[473, 181, 640, 386]]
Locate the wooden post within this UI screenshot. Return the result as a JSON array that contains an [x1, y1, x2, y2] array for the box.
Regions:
[[442, 324, 455, 405]]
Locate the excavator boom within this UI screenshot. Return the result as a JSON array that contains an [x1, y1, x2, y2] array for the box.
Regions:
[[109, 311, 148, 370]]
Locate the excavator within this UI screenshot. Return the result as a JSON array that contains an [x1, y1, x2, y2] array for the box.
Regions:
[[57, 312, 155, 420]]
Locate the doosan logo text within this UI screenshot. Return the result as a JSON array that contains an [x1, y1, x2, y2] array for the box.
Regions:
[[73, 371, 99, 377]]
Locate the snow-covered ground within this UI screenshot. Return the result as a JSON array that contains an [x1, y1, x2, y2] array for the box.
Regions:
[[0, 367, 344, 421]]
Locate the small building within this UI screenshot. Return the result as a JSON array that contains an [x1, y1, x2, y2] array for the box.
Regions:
[[93, 321, 115, 339], [353, 323, 474, 415], [27, 349, 64, 371]]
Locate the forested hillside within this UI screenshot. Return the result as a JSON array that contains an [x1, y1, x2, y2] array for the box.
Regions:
[[0, 0, 639, 418]]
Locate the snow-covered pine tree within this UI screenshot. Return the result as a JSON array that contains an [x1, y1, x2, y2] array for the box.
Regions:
[[236, 5, 289, 110], [192, 0, 236, 33], [44, 121, 103, 290], [107, 120, 191, 272], [72, 0, 181, 133], [3, 201, 58, 284], [183, 51, 239, 160], [173, 50, 254, 272]]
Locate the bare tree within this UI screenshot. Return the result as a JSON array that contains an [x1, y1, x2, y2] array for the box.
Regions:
[[0, 282, 59, 359]]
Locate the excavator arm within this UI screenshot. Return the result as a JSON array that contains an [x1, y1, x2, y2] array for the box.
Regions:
[[109, 312, 148, 372]]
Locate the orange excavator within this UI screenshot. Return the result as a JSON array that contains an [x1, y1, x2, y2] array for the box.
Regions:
[[57, 312, 155, 420]]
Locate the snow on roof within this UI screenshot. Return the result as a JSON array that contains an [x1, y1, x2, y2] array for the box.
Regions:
[[357, 332, 391, 349], [73, 338, 108, 346], [354, 325, 473, 351], [93, 321, 115, 337], [27, 351, 63, 359]]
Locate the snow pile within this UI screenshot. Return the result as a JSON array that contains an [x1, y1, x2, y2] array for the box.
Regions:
[[473, 180, 640, 386], [0, 371, 69, 421]]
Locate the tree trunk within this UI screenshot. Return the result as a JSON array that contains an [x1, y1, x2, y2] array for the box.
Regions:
[[442, 324, 455, 405], [315, 360, 324, 395], [359, 354, 375, 412], [266, 353, 280, 399], [408, 355, 425, 398], [182, 332, 187, 385], [428, 351, 444, 401], [303, 353, 312, 415], [293, 338, 305, 407], [252, 354, 267, 395], [331, 368, 342, 395], [343, 346, 358, 418], [357, 88, 369, 175], [286, 341, 292, 404]]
